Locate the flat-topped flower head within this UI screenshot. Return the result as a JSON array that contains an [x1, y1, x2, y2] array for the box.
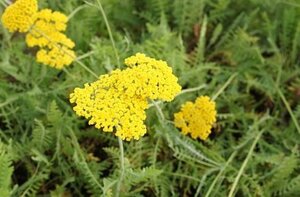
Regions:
[[36, 47, 75, 69], [2, 3, 75, 69], [123, 53, 181, 101], [1, 0, 38, 33], [70, 75, 149, 141], [25, 9, 70, 48], [70, 53, 182, 141], [25, 9, 76, 69], [174, 96, 217, 140]]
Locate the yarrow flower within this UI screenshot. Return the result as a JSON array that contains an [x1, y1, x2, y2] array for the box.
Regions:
[[1, 0, 38, 33], [1, 0, 75, 69], [174, 96, 217, 140], [70, 53, 181, 141], [26, 9, 76, 69], [122, 53, 181, 101]]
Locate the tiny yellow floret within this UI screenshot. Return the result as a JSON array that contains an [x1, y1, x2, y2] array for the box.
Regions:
[[70, 53, 181, 141], [25, 9, 76, 69], [1, 2, 75, 69], [1, 0, 38, 33], [174, 96, 217, 140], [123, 53, 181, 101]]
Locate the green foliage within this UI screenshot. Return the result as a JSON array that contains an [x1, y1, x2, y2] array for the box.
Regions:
[[0, 142, 13, 197], [1, 0, 300, 196]]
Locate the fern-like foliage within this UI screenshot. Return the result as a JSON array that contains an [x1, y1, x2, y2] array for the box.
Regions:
[[31, 119, 53, 152], [274, 175, 300, 197], [160, 124, 223, 169], [172, 0, 205, 37], [0, 142, 13, 197], [14, 165, 51, 197], [47, 101, 63, 127], [1, 0, 300, 196], [126, 166, 162, 185], [72, 157, 103, 196], [261, 154, 299, 196]]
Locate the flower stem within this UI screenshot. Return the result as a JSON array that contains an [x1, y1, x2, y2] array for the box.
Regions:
[[277, 87, 300, 134], [176, 84, 207, 97], [68, 4, 89, 20], [30, 26, 98, 78], [151, 100, 165, 121], [116, 137, 125, 197], [95, 0, 121, 69], [204, 151, 237, 197], [212, 73, 237, 101], [0, 0, 8, 7], [228, 129, 264, 197]]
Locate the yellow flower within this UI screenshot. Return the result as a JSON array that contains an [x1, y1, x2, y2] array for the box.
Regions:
[[123, 53, 181, 101], [174, 96, 217, 140], [25, 9, 76, 69], [70, 74, 149, 141], [1, 0, 38, 33], [36, 47, 75, 69], [1, 2, 75, 69], [70, 53, 181, 141]]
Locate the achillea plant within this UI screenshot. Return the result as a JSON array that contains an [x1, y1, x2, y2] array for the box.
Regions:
[[70, 53, 181, 141], [1, 0, 38, 33], [174, 96, 217, 140], [26, 9, 76, 69], [1, 0, 75, 69]]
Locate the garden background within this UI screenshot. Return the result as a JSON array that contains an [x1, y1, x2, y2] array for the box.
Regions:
[[0, 0, 300, 196]]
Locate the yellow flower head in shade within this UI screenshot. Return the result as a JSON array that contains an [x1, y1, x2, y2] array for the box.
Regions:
[[25, 9, 76, 69], [1, 0, 38, 33], [70, 53, 181, 141], [174, 96, 217, 140]]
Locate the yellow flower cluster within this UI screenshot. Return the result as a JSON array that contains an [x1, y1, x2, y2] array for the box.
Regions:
[[174, 96, 217, 140], [122, 53, 181, 101], [70, 53, 181, 141], [1, 0, 38, 33], [1, 0, 75, 69], [26, 9, 76, 69]]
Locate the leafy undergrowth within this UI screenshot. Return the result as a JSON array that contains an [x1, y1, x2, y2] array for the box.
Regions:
[[0, 0, 300, 196]]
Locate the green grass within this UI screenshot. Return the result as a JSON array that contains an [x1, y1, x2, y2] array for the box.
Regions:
[[1, 0, 300, 196]]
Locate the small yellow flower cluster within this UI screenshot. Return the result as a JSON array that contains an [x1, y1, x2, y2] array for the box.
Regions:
[[1, 0, 38, 33], [26, 9, 76, 69], [70, 53, 181, 141], [174, 96, 217, 140], [122, 53, 181, 101], [1, 0, 75, 69]]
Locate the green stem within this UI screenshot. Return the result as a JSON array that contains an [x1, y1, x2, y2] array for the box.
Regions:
[[68, 128, 103, 192], [76, 51, 95, 61], [68, 4, 89, 20], [212, 73, 237, 101], [151, 100, 165, 121], [176, 84, 207, 97], [116, 137, 125, 197], [277, 87, 300, 134], [148, 84, 207, 108], [279, 1, 300, 8], [95, 0, 121, 68], [0, 96, 18, 108], [175, 136, 221, 167], [228, 130, 264, 197], [164, 171, 202, 182], [30, 26, 98, 79], [0, 0, 8, 7], [152, 137, 160, 167], [62, 67, 77, 80], [205, 151, 237, 197]]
